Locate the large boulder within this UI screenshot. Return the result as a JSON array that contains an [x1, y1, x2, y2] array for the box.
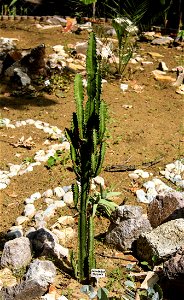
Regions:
[[1, 237, 32, 270], [148, 191, 184, 228], [27, 227, 69, 259], [136, 219, 184, 263], [1, 259, 56, 300], [106, 205, 152, 251]]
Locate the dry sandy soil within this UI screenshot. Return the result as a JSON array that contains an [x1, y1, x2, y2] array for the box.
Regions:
[[0, 19, 184, 299]]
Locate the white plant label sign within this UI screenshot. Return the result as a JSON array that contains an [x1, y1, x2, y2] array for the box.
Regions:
[[91, 269, 106, 278]]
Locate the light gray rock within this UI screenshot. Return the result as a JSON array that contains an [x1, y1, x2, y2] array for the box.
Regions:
[[148, 191, 184, 228], [151, 37, 173, 45], [1, 237, 32, 270], [1, 259, 56, 300], [106, 205, 152, 251], [25, 259, 56, 285], [63, 191, 74, 206], [24, 203, 36, 218], [158, 61, 169, 72], [172, 72, 184, 87], [6, 227, 23, 239], [14, 68, 31, 86], [110, 205, 143, 221], [137, 219, 184, 263]]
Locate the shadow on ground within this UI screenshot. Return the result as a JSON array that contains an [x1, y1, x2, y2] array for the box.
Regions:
[[0, 95, 58, 110]]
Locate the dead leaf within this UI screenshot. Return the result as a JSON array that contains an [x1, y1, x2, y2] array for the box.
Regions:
[[11, 136, 35, 149], [6, 191, 18, 198]]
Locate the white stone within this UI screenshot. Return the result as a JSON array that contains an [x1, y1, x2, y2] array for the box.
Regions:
[[30, 162, 41, 167], [54, 243, 69, 259], [134, 169, 144, 176], [24, 204, 36, 218], [140, 171, 150, 179], [9, 164, 21, 173], [9, 225, 23, 231], [25, 119, 35, 124], [60, 141, 70, 150], [0, 118, 10, 126], [146, 187, 157, 203], [129, 173, 139, 180], [35, 123, 44, 129], [54, 201, 66, 208], [34, 210, 44, 221], [43, 139, 51, 145], [7, 171, 17, 178], [93, 176, 105, 187], [43, 127, 53, 134], [42, 204, 57, 221], [26, 165, 33, 172], [57, 296, 68, 300], [57, 216, 75, 226], [15, 121, 23, 127], [53, 187, 65, 198], [41, 293, 55, 300], [0, 178, 10, 185], [143, 181, 155, 190], [25, 197, 34, 204], [30, 192, 41, 201], [136, 189, 148, 203], [44, 198, 54, 205], [165, 163, 175, 172], [52, 228, 75, 243], [63, 191, 74, 206], [16, 216, 29, 225], [0, 182, 7, 189], [7, 124, 15, 129], [20, 120, 27, 126]]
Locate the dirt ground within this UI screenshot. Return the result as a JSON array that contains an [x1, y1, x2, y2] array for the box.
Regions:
[[0, 19, 184, 299]]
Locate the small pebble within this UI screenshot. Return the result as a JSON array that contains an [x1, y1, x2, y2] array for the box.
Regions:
[[129, 173, 139, 180], [57, 216, 75, 226], [16, 216, 29, 225], [54, 187, 65, 198], [63, 191, 74, 206], [30, 192, 41, 201], [24, 204, 36, 218], [136, 189, 148, 203], [93, 176, 105, 187]]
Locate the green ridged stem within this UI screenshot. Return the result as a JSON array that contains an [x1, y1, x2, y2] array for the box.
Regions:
[[65, 32, 107, 283]]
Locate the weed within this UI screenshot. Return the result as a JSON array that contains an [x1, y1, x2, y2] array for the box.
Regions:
[[23, 157, 35, 164], [46, 150, 70, 169]]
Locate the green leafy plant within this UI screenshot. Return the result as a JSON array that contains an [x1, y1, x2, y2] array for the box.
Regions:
[[140, 255, 158, 271], [65, 32, 108, 283], [89, 185, 120, 219], [81, 285, 109, 299], [177, 29, 184, 42], [111, 16, 138, 77], [138, 284, 163, 300], [46, 150, 69, 169], [23, 157, 35, 164]]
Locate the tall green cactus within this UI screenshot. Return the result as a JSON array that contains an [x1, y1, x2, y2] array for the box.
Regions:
[[65, 32, 107, 282]]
